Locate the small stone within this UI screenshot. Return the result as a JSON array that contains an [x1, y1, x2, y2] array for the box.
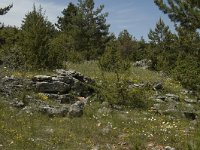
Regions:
[[156, 96, 166, 100], [154, 99, 165, 103], [166, 94, 179, 101], [32, 75, 52, 82], [11, 99, 25, 108], [130, 83, 145, 88], [55, 69, 75, 76], [39, 106, 68, 117], [184, 98, 197, 104], [153, 82, 163, 90], [133, 59, 152, 69], [76, 96, 88, 105], [101, 101, 110, 108], [165, 146, 176, 150], [153, 103, 161, 110], [21, 106, 33, 115], [68, 101, 84, 117]]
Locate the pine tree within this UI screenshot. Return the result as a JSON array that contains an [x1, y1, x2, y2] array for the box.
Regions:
[[176, 26, 200, 58], [98, 40, 131, 105], [0, 4, 12, 15], [56, 3, 78, 32], [77, 0, 110, 59], [154, 0, 200, 91], [57, 0, 110, 60], [148, 18, 174, 46], [154, 0, 200, 30], [0, 4, 13, 65], [0, 26, 21, 68], [0, 4, 13, 28], [0, 4, 13, 38], [148, 18, 176, 70], [118, 29, 139, 61], [137, 37, 147, 60], [19, 5, 56, 69], [55, 2, 82, 60], [99, 40, 130, 74]]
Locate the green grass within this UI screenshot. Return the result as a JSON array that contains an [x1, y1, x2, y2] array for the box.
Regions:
[[0, 98, 199, 150], [0, 61, 199, 149], [66, 61, 185, 101]]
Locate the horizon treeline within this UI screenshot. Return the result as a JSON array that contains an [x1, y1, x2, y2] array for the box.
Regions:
[[0, 0, 199, 91]]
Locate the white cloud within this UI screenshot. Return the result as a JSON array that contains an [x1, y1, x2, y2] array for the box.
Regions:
[[0, 0, 68, 27]]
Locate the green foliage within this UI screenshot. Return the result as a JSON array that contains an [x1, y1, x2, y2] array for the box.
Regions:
[[172, 56, 200, 91], [19, 5, 57, 69], [127, 88, 148, 108], [48, 33, 69, 68], [172, 28, 200, 91], [98, 41, 130, 105], [136, 37, 147, 60], [96, 77, 148, 108], [176, 27, 200, 58], [0, 26, 19, 53], [153, 2, 200, 92], [56, 3, 78, 32], [187, 125, 200, 150], [0, 4, 13, 57], [0, 4, 13, 27], [55, 3, 80, 58], [0, 26, 22, 68], [154, 0, 200, 30], [1, 45, 25, 69], [0, 26, 19, 46], [98, 41, 147, 107], [0, 4, 12, 15], [148, 18, 175, 46], [147, 18, 177, 71], [99, 40, 130, 73], [0, 95, 196, 150], [67, 50, 85, 63], [57, 0, 110, 60], [118, 29, 139, 61]]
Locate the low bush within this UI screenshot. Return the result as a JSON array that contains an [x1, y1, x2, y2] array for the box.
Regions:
[[172, 56, 200, 91]]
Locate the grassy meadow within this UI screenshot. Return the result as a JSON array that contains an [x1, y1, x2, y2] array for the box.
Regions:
[[0, 61, 199, 150]]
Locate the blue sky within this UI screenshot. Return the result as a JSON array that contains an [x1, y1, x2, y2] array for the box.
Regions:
[[1, 0, 175, 40]]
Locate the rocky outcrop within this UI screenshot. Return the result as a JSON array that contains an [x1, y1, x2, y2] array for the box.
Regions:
[[36, 81, 71, 94], [0, 75, 31, 96], [44, 94, 75, 104], [133, 59, 152, 69], [151, 93, 199, 120], [32, 69, 94, 97], [32, 70, 95, 117], [153, 94, 180, 103], [0, 69, 95, 118], [39, 105, 69, 117]]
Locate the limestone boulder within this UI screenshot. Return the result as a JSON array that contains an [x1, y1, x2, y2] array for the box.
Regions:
[[68, 101, 84, 117], [36, 81, 70, 94]]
